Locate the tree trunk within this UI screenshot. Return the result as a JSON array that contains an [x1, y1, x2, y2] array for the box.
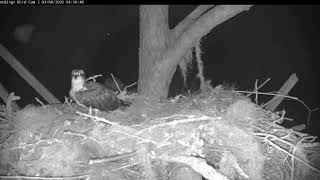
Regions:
[[138, 5, 253, 101], [138, 5, 171, 100]]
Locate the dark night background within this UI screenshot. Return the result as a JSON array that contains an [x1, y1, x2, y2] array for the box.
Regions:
[[0, 5, 319, 136]]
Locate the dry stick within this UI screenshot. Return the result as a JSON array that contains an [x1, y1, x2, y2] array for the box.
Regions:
[[6, 92, 20, 118], [86, 74, 102, 82], [136, 114, 222, 136], [123, 82, 137, 92], [159, 155, 229, 180], [264, 73, 298, 111], [0, 43, 60, 104], [89, 151, 137, 165], [76, 111, 158, 144], [291, 146, 297, 180], [111, 73, 122, 93], [0, 82, 19, 110], [76, 111, 118, 126], [255, 79, 259, 104], [35, 97, 45, 106], [0, 175, 89, 180]]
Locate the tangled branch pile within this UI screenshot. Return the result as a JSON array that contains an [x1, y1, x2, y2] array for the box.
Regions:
[[0, 86, 319, 180]]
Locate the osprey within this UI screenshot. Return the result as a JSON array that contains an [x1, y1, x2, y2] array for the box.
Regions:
[[69, 69, 129, 112]]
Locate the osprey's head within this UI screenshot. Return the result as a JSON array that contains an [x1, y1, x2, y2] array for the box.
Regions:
[[71, 69, 86, 92]]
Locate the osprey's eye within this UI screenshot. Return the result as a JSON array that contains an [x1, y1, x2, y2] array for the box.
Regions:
[[78, 70, 85, 76], [71, 69, 85, 78], [72, 70, 80, 75]]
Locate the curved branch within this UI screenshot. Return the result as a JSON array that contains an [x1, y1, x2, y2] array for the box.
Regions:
[[172, 5, 215, 36], [164, 5, 253, 67], [171, 5, 215, 85]]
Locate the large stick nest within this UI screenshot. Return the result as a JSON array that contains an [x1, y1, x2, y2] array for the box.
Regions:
[[0, 86, 319, 180]]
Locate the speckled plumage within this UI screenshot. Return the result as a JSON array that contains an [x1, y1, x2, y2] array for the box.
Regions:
[[70, 69, 129, 112]]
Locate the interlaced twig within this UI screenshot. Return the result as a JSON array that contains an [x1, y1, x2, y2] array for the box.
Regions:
[[136, 114, 222, 136], [238, 90, 315, 125], [64, 96, 74, 111], [265, 73, 298, 111], [245, 78, 270, 98], [254, 132, 320, 174]]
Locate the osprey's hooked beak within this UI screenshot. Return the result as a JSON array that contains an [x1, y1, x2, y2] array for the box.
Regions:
[[71, 69, 86, 92]]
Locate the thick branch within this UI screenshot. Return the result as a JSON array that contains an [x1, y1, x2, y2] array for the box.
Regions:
[[172, 5, 215, 36], [170, 5, 215, 86], [164, 5, 253, 68], [0, 43, 60, 104], [169, 5, 214, 58]]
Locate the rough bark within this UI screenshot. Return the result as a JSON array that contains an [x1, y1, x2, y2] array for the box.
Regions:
[[138, 5, 169, 100]]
